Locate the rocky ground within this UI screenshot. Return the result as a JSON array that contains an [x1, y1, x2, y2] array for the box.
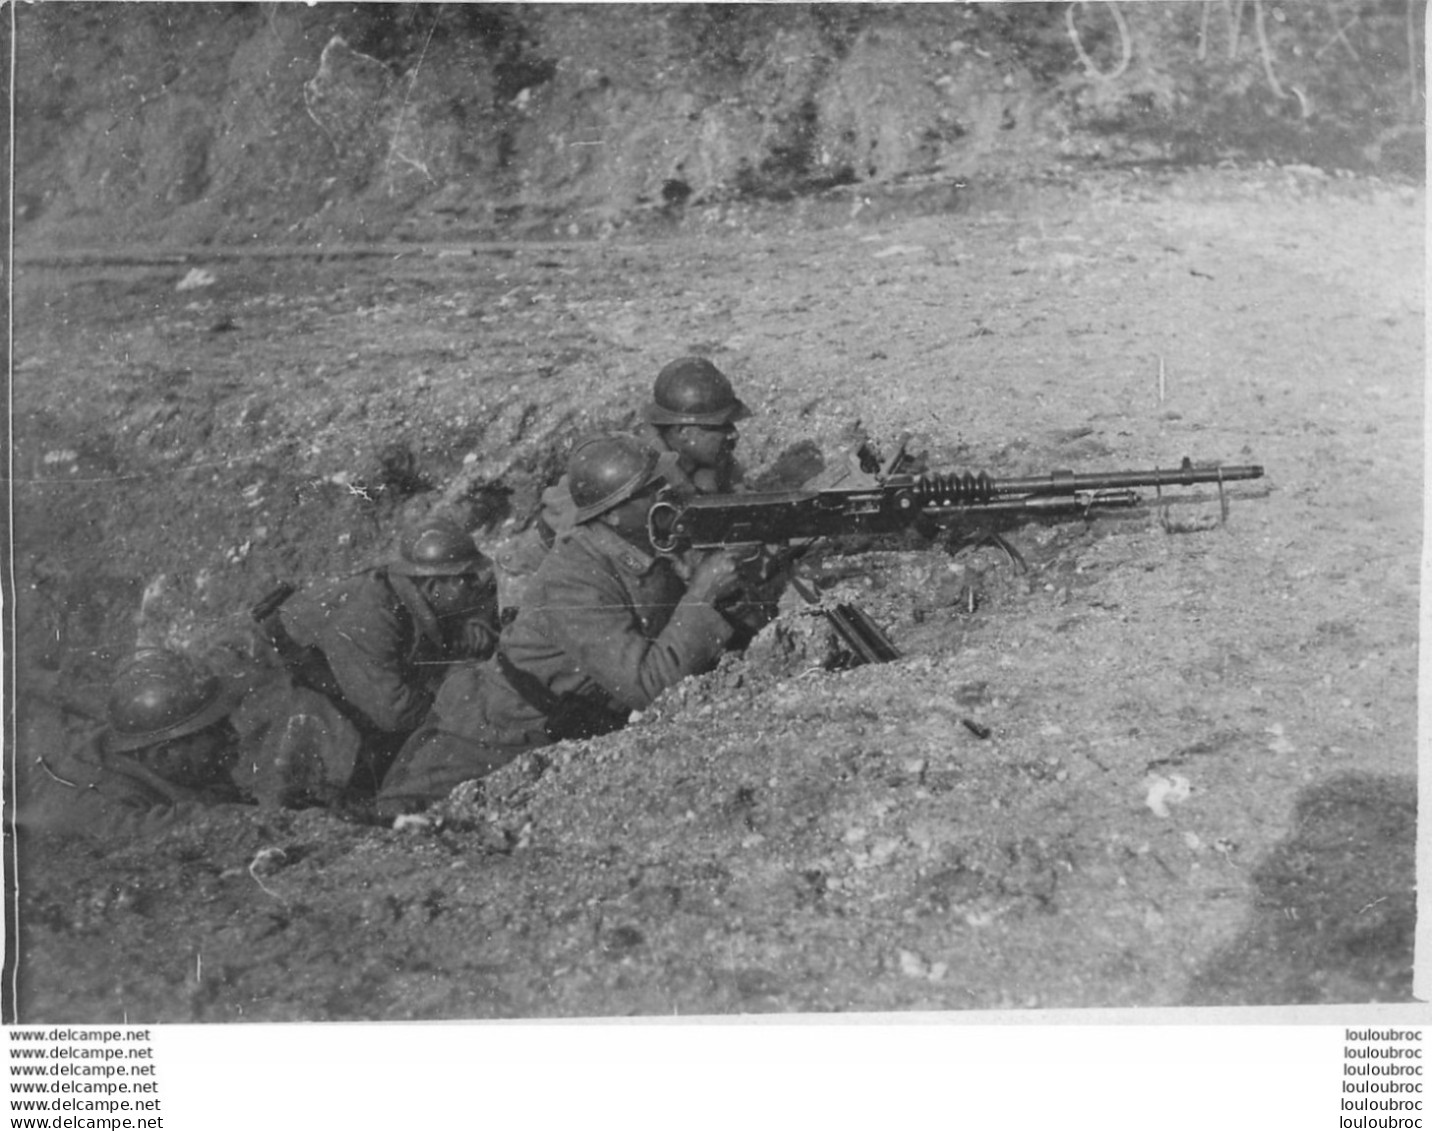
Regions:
[[8, 163, 1423, 1020]]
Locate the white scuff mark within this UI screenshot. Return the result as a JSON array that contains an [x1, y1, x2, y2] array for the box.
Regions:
[[303, 36, 391, 147], [176, 268, 216, 292], [897, 949, 929, 979], [1144, 774, 1191, 818], [248, 848, 286, 899], [895, 948, 949, 982], [139, 575, 169, 617], [388, 147, 434, 184], [872, 244, 927, 259], [381, 13, 440, 193], [963, 904, 1006, 928]]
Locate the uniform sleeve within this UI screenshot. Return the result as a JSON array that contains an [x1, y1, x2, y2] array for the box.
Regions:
[[540, 558, 734, 712], [15, 774, 214, 842], [447, 612, 499, 663], [538, 477, 578, 542], [317, 591, 431, 733]]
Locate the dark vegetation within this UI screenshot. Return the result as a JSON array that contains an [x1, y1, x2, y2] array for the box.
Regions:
[[12, 2, 1424, 250]]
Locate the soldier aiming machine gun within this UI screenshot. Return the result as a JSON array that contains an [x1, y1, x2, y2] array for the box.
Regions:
[[646, 449, 1265, 666]]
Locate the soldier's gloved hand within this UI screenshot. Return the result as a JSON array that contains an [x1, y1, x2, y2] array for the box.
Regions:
[[457, 616, 499, 661], [686, 548, 744, 607]]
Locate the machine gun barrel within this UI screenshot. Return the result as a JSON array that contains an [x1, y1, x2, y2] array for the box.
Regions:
[[912, 458, 1264, 507], [997, 462, 1263, 494]]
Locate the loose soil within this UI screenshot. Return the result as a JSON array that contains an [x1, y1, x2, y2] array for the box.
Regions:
[[9, 165, 1423, 1020]]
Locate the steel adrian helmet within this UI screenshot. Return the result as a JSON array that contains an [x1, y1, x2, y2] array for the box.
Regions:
[[568, 434, 665, 525], [388, 517, 493, 578], [643, 357, 751, 427], [104, 649, 240, 755]]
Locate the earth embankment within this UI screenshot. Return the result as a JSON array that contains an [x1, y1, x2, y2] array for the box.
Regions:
[[10, 163, 1422, 1019]]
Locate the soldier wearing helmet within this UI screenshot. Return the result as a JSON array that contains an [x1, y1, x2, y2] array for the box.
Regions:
[[15, 644, 395, 834], [376, 434, 746, 815], [642, 355, 750, 492], [535, 356, 751, 546], [264, 516, 500, 779], [13, 649, 257, 838]]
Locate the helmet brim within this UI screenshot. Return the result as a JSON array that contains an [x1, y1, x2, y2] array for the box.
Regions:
[[103, 681, 243, 755], [386, 554, 494, 579], [643, 397, 751, 427]]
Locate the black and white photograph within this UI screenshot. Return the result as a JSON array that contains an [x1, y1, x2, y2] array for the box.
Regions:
[[4, 0, 1424, 1093]]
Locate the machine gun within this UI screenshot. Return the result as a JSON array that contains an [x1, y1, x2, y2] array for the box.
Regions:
[[646, 451, 1264, 668], [647, 454, 1265, 557]]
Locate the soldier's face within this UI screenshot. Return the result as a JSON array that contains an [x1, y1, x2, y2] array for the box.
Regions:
[[670, 423, 737, 470], [427, 572, 495, 618], [143, 722, 239, 788], [599, 479, 664, 544]]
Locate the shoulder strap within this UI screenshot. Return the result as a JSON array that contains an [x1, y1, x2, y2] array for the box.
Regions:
[[386, 570, 445, 658]]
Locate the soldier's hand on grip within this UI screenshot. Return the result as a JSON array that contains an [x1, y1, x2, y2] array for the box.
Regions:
[[686, 547, 744, 607]]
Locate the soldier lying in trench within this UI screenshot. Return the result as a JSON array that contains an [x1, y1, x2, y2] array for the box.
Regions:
[[15, 643, 425, 839]]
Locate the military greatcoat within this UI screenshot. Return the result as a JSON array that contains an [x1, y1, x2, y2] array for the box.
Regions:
[[377, 522, 735, 813], [278, 568, 495, 736]]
